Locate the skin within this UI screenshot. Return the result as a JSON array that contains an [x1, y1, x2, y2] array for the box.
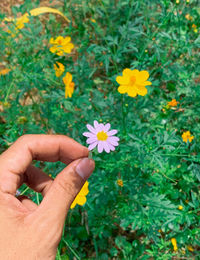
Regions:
[[0, 134, 95, 260]]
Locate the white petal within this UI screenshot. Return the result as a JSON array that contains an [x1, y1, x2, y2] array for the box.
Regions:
[[87, 124, 97, 134], [97, 141, 104, 153], [83, 132, 95, 138], [107, 129, 118, 136], [109, 144, 115, 151], [108, 136, 120, 142], [103, 142, 111, 153], [108, 137, 119, 146], [94, 120, 99, 128], [99, 123, 104, 131], [86, 137, 98, 144], [104, 123, 111, 132], [88, 141, 98, 151]]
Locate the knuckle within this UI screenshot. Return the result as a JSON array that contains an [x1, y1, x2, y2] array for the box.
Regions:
[[17, 134, 32, 144]]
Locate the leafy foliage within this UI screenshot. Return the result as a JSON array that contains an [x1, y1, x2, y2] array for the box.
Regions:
[[0, 0, 200, 258]]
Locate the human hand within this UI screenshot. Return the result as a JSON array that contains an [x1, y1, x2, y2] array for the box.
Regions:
[[0, 134, 95, 260]]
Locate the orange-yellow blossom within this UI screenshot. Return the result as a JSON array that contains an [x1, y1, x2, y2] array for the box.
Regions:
[[168, 99, 179, 107], [63, 72, 75, 98], [70, 181, 89, 209], [54, 62, 65, 77], [116, 68, 152, 97], [182, 131, 194, 143], [0, 68, 10, 75], [171, 238, 178, 251], [50, 36, 74, 56], [117, 179, 123, 187], [185, 14, 192, 21], [187, 245, 194, 252], [16, 13, 29, 29]]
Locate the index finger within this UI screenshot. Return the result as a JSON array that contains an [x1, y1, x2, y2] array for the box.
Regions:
[[0, 134, 88, 194]]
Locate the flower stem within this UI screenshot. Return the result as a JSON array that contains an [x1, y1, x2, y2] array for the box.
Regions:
[[121, 95, 126, 135], [63, 238, 81, 260]]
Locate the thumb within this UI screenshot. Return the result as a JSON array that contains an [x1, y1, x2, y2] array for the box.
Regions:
[[36, 157, 95, 224]]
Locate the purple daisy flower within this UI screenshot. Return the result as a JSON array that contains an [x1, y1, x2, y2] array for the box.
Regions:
[[83, 120, 119, 153]]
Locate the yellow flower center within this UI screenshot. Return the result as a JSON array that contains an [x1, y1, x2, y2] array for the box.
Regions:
[[130, 76, 136, 84], [58, 39, 62, 45], [97, 131, 108, 141]]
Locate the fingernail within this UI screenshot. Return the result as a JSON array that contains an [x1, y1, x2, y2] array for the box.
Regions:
[[76, 158, 95, 180]]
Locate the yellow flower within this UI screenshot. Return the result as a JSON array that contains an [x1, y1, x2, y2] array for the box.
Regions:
[[0, 68, 10, 75], [17, 116, 28, 124], [54, 62, 65, 77], [63, 72, 75, 98], [181, 249, 186, 255], [116, 68, 152, 97], [171, 238, 178, 251], [187, 245, 194, 252], [117, 179, 123, 187], [16, 13, 29, 29], [49, 36, 74, 56], [194, 28, 198, 33], [186, 0, 190, 3], [178, 205, 183, 210], [167, 99, 179, 107], [70, 181, 89, 209], [176, 0, 180, 3], [185, 14, 192, 20], [182, 131, 194, 143], [7, 13, 29, 36], [90, 18, 96, 23], [2, 102, 11, 108]]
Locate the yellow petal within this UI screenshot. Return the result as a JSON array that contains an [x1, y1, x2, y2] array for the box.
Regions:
[[63, 36, 71, 44], [54, 62, 65, 77], [57, 50, 64, 56], [116, 76, 129, 85], [49, 37, 55, 44], [0, 68, 11, 75], [30, 7, 70, 22], [77, 196, 87, 206], [130, 69, 140, 77], [4, 7, 70, 24], [127, 88, 137, 97], [144, 81, 152, 86], [138, 70, 149, 81], [63, 72, 72, 84], [65, 88, 69, 98], [118, 85, 127, 94], [54, 36, 64, 44], [137, 86, 148, 96], [70, 199, 76, 209], [80, 182, 89, 195], [63, 43, 74, 53], [49, 46, 57, 53], [70, 182, 89, 208], [67, 89, 71, 98], [122, 68, 133, 76]]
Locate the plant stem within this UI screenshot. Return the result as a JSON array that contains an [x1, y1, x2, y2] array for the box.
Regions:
[[36, 192, 40, 205], [63, 238, 81, 260], [20, 186, 30, 196], [121, 95, 126, 135]]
